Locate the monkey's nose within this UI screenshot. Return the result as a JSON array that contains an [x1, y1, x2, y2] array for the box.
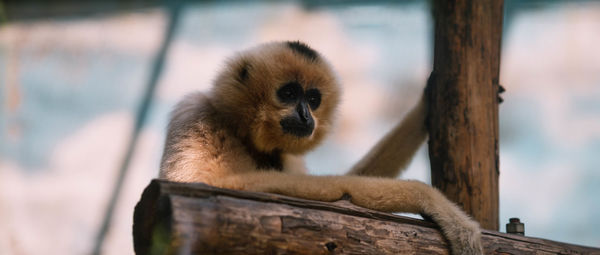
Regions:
[[280, 103, 315, 138], [297, 101, 312, 123], [299, 108, 310, 123]]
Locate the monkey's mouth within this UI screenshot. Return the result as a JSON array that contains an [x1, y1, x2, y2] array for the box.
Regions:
[[280, 118, 314, 138]]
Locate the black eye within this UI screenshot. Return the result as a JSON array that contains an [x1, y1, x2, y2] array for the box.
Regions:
[[306, 89, 321, 110], [283, 89, 295, 99], [277, 82, 302, 104]]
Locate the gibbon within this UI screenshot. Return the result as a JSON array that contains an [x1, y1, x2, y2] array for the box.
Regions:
[[160, 41, 483, 254]]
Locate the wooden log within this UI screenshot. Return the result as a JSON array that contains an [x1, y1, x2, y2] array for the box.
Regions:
[[133, 180, 600, 255], [427, 0, 503, 230]]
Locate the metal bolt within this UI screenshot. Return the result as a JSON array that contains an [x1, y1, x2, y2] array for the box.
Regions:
[[506, 217, 525, 235]]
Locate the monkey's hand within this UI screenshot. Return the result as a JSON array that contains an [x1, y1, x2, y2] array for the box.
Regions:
[[418, 186, 483, 255], [346, 177, 483, 255], [214, 173, 483, 254]]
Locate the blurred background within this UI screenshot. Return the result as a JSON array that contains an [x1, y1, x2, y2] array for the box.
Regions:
[[1, 0, 599, 254]]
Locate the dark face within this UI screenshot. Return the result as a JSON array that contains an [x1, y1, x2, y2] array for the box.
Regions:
[[276, 81, 322, 137]]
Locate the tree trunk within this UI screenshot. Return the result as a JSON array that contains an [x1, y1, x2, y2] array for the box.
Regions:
[[133, 180, 600, 254], [427, 0, 503, 230]]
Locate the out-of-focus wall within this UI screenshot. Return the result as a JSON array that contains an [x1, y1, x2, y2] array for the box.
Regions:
[[0, 1, 598, 254]]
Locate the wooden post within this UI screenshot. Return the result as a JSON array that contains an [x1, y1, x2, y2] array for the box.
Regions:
[[133, 180, 600, 254], [427, 0, 503, 230]]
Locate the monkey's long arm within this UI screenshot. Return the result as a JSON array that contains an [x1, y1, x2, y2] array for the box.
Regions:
[[347, 97, 427, 178], [212, 171, 482, 255]]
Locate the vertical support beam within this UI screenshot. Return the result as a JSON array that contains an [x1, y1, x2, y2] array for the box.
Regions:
[[427, 0, 503, 230]]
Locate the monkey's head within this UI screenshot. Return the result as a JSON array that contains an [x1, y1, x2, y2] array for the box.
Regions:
[[211, 41, 340, 154]]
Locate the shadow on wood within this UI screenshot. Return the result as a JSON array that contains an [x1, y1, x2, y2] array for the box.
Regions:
[[133, 180, 600, 254]]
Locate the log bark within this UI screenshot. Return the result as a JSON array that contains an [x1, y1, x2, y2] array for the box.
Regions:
[[133, 180, 600, 255], [427, 0, 503, 230]]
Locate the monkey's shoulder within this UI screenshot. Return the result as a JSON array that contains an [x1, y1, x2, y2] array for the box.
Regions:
[[167, 92, 235, 143], [162, 92, 254, 177], [168, 92, 214, 128]]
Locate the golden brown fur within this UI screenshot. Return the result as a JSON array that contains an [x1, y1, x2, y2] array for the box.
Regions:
[[160, 41, 483, 254]]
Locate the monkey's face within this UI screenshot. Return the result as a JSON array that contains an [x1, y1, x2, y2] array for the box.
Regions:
[[276, 81, 320, 138], [212, 41, 340, 155]]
